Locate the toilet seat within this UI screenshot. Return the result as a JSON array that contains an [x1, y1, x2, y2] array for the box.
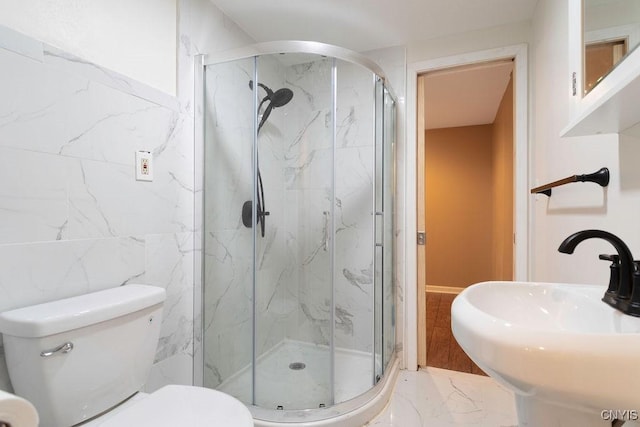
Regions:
[[89, 385, 254, 426]]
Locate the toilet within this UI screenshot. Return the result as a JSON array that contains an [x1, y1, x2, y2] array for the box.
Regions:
[[0, 284, 254, 427]]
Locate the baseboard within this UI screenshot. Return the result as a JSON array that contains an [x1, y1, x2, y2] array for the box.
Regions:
[[425, 285, 463, 295]]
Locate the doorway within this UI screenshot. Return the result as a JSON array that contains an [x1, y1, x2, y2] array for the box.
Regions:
[[409, 45, 529, 371], [421, 60, 514, 373]]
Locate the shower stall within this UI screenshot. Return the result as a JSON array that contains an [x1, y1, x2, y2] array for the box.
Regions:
[[196, 41, 396, 425]]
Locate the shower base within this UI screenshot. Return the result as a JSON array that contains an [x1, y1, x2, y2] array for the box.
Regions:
[[218, 339, 398, 426], [219, 339, 374, 409]]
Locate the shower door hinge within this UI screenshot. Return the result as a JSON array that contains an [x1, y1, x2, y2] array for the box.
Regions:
[[417, 232, 426, 245]]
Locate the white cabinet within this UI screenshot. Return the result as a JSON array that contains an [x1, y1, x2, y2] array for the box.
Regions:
[[562, 0, 640, 137]]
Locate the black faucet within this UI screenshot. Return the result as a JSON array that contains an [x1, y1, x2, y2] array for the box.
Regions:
[[558, 229, 640, 316]]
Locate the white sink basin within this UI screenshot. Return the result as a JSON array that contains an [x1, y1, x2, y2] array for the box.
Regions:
[[452, 281, 640, 427]]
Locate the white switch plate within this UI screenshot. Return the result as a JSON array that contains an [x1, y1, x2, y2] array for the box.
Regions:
[[135, 151, 153, 181]]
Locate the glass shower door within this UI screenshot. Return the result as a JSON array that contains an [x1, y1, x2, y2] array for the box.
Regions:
[[373, 77, 384, 383], [201, 46, 397, 419], [382, 87, 396, 370], [374, 80, 396, 381], [202, 57, 256, 404], [253, 53, 334, 410]]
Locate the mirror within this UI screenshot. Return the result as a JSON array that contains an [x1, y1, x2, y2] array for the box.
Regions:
[[583, 0, 640, 95]]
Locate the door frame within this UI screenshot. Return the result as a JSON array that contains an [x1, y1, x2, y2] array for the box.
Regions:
[[404, 44, 530, 370]]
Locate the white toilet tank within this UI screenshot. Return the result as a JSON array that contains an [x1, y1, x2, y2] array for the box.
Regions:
[[0, 284, 166, 427]]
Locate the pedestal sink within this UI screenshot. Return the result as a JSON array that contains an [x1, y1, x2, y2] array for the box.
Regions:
[[451, 281, 640, 427]]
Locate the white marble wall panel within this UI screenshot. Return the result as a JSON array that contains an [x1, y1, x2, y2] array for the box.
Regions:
[[177, 0, 254, 114], [203, 60, 253, 231], [336, 146, 374, 190], [0, 48, 179, 166], [280, 57, 334, 351], [0, 236, 145, 312], [67, 157, 192, 239], [274, 56, 379, 357], [335, 61, 376, 150], [334, 64, 375, 355], [145, 232, 194, 362], [144, 353, 194, 393], [0, 22, 196, 392], [43, 45, 179, 111], [334, 227, 374, 351], [0, 148, 73, 244], [202, 229, 253, 390]]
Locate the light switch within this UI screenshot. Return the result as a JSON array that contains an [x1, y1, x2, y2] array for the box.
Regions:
[[135, 151, 153, 181]]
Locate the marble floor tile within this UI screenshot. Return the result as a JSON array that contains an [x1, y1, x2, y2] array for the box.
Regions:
[[368, 367, 517, 427]]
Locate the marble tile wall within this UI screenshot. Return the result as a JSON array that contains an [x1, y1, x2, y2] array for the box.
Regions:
[[281, 57, 335, 349], [0, 25, 193, 392], [0, 0, 256, 394], [279, 57, 394, 405], [281, 58, 377, 355], [0, 0, 401, 399], [334, 61, 376, 354]]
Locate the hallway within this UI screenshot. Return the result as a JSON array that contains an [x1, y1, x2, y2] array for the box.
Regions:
[[425, 292, 485, 375]]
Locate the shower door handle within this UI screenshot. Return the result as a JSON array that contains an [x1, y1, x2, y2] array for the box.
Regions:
[[323, 211, 330, 251], [375, 212, 384, 247]]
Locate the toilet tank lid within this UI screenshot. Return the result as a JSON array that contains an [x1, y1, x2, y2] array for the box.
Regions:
[[0, 284, 166, 338]]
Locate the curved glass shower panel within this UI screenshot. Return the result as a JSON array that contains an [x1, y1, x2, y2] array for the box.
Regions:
[[382, 87, 396, 370], [253, 53, 333, 410], [199, 41, 397, 424], [333, 59, 376, 403], [373, 76, 385, 383], [202, 57, 255, 404]]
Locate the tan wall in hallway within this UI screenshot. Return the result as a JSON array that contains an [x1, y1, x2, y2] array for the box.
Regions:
[[425, 125, 494, 288], [492, 76, 514, 280]]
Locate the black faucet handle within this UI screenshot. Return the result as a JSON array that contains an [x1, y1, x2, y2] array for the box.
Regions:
[[600, 254, 621, 303], [599, 254, 620, 263]]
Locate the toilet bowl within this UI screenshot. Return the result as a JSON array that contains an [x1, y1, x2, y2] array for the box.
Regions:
[[82, 385, 253, 426], [0, 284, 253, 427]]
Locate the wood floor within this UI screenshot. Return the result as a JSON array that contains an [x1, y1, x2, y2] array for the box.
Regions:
[[426, 291, 486, 375]]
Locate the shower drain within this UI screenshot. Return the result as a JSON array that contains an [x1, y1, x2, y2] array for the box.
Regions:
[[288, 362, 306, 370]]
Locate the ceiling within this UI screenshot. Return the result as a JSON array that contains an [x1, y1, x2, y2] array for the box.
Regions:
[[424, 60, 514, 130], [208, 0, 539, 53], [209, 0, 531, 129]]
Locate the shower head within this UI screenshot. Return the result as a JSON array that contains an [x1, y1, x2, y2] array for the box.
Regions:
[[249, 80, 294, 108], [271, 88, 294, 108], [250, 80, 295, 133], [257, 88, 294, 131]]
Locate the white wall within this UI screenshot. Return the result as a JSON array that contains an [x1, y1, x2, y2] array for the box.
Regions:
[[404, 23, 531, 370], [406, 0, 640, 307], [0, 0, 177, 95], [531, 0, 640, 285], [407, 21, 531, 63]]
